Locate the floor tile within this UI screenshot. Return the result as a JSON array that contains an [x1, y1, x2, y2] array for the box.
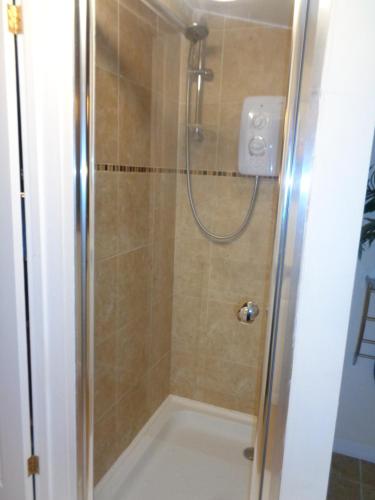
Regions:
[[326, 474, 360, 500], [363, 485, 375, 500], [331, 453, 360, 482], [362, 460, 375, 488]]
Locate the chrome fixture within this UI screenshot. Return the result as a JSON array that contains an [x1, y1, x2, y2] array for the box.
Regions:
[[237, 301, 259, 323], [185, 22, 209, 43], [185, 23, 211, 141], [243, 447, 255, 461], [185, 24, 259, 243]]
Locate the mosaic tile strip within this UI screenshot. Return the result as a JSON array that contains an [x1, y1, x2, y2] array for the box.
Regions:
[[95, 164, 254, 177]]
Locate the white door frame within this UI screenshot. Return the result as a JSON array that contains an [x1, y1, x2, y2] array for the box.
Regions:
[[8, 1, 375, 500], [277, 1, 375, 498], [11, 0, 78, 499], [0, 3, 33, 499]]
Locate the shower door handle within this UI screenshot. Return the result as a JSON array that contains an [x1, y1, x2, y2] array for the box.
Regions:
[[237, 301, 259, 323]]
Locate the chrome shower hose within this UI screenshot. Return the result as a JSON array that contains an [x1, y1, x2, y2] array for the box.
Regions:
[[185, 43, 259, 244]]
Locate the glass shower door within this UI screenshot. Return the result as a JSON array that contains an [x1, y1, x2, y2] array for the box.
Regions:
[[86, 0, 300, 499]]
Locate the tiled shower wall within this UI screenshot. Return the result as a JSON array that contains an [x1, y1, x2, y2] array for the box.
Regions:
[[94, 0, 180, 483], [94, 0, 291, 485], [171, 14, 291, 414]]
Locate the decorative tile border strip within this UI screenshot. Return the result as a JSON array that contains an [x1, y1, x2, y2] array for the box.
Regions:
[[95, 164, 254, 178]]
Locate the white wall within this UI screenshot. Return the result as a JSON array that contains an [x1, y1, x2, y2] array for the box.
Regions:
[[18, 1, 78, 499], [334, 138, 375, 462], [278, 1, 375, 499]]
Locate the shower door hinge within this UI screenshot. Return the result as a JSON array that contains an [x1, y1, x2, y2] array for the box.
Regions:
[[27, 455, 40, 476], [7, 4, 23, 34]]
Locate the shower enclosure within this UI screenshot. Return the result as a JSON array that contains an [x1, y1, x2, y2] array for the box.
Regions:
[[90, 0, 294, 498]]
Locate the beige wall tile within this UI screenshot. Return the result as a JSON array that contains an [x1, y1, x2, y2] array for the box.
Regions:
[[221, 26, 266, 101], [210, 176, 260, 233], [173, 237, 210, 298], [258, 27, 291, 95], [94, 5, 293, 484], [147, 354, 170, 414], [162, 98, 180, 168], [208, 252, 268, 305], [151, 28, 181, 99], [121, 0, 157, 27], [94, 0, 179, 484], [95, 363, 117, 420], [201, 29, 224, 106], [189, 127, 218, 171], [221, 24, 291, 103], [94, 333, 117, 420], [151, 36, 165, 96], [115, 390, 137, 454], [149, 295, 173, 366], [116, 246, 152, 329], [118, 6, 155, 88], [194, 387, 240, 413], [115, 377, 150, 454], [152, 237, 175, 298], [174, 175, 216, 240], [165, 34, 182, 102], [178, 38, 189, 104], [153, 172, 177, 212], [95, 67, 118, 164], [150, 92, 164, 166], [151, 93, 180, 169], [152, 176, 177, 242], [119, 77, 151, 166], [172, 294, 203, 353], [115, 316, 150, 351], [115, 326, 148, 400], [94, 407, 117, 484], [95, 256, 117, 343], [170, 350, 196, 398], [96, 0, 118, 73], [216, 100, 243, 172], [154, 204, 176, 245], [95, 171, 119, 260], [130, 377, 151, 435], [199, 300, 263, 366], [117, 172, 152, 253], [196, 355, 258, 404], [172, 20, 290, 414]]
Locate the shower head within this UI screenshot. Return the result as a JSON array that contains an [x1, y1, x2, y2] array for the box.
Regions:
[[184, 22, 209, 43]]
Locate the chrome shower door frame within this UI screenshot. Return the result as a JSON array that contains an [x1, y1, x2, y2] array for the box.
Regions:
[[75, 0, 95, 499], [251, 0, 333, 499], [74, 0, 332, 499]]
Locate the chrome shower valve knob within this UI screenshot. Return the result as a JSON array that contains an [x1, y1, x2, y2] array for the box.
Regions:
[[237, 301, 259, 323]]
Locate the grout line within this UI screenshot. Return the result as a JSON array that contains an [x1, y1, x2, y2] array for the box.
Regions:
[[96, 348, 172, 426], [95, 242, 153, 266], [112, 0, 121, 381], [211, 21, 224, 251], [214, 23, 225, 176], [116, 0, 120, 165]]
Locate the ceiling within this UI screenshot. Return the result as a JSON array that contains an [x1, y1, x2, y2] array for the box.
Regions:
[[186, 0, 294, 28]]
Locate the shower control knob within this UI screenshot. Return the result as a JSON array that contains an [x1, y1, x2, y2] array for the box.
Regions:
[[237, 301, 259, 323], [252, 113, 267, 129], [248, 136, 266, 156]]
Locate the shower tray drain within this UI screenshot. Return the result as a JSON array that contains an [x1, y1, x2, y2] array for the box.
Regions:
[[243, 447, 254, 461]]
